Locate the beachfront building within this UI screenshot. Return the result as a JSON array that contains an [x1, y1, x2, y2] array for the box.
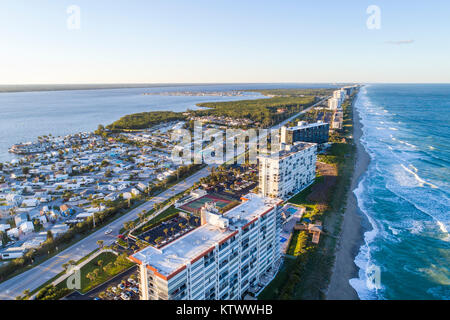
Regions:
[[258, 142, 317, 200], [328, 97, 340, 110], [328, 88, 348, 110], [130, 193, 283, 300], [280, 121, 329, 145]]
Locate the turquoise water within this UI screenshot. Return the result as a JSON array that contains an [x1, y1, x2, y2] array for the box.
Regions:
[[351, 84, 450, 300]]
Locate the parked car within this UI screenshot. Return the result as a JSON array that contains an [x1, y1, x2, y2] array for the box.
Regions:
[[127, 278, 136, 285], [121, 292, 131, 300], [111, 286, 119, 293], [118, 283, 125, 290], [130, 287, 139, 294]]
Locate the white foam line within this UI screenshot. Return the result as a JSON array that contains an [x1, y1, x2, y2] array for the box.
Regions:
[[400, 164, 438, 189]]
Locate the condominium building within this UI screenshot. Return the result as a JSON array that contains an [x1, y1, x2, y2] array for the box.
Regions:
[[258, 142, 317, 200], [328, 97, 340, 110], [333, 89, 346, 102], [332, 110, 344, 130], [130, 193, 283, 300], [280, 121, 329, 145]]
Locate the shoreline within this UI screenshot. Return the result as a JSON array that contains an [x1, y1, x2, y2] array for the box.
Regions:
[[326, 91, 371, 300]]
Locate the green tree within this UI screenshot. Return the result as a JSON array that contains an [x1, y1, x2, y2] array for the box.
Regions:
[[96, 240, 104, 249]]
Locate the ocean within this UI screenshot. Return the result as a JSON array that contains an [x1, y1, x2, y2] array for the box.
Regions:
[[350, 84, 450, 300], [0, 83, 336, 163]]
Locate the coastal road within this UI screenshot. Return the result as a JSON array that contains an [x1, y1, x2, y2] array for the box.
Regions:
[[0, 167, 211, 300], [0, 96, 328, 299]]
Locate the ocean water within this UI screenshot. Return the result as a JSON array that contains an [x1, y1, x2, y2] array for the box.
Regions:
[[350, 84, 450, 300]]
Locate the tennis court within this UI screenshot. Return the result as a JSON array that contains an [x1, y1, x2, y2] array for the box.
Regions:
[[180, 193, 235, 213]]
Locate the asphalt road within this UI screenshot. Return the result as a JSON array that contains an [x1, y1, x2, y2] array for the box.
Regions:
[[0, 167, 210, 300], [0, 97, 327, 300]]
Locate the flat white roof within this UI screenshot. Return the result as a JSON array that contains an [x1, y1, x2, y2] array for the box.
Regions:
[[131, 193, 281, 278], [258, 142, 316, 160], [286, 122, 329, 131], [132, 223, 234, 277], [224, 193, 280, 227]]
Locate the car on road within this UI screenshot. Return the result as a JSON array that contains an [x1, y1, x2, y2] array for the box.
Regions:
[[105, 229, 113, 235]]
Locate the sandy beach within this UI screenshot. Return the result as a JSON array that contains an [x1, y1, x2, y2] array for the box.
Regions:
[[326, 93, 371, 300]]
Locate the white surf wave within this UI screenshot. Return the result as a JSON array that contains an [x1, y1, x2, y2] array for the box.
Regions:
[[400, 164, 438, 188]]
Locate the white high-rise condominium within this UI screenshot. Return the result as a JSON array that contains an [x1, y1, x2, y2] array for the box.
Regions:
[[131, 193, 283, 300], [258, 142, 317, 200], [328, 97, 340, 110]]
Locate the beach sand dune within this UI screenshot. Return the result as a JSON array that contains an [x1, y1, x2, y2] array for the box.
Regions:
[[326, 95, 371, 300]]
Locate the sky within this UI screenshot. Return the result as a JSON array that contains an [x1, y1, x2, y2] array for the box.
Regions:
[[1, 0, 450, 84]]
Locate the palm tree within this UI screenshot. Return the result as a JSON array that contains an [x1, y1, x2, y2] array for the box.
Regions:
[[170, 227, 175, 236], [163, 228, 169, 238], [96, 240, 104, 249]]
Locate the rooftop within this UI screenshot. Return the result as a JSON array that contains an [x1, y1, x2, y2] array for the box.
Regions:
[[258, 142, 316, 160], [131, 223, 235, 278], [285, 121, 329, 131], [130, 193, 281, 278], [224, 193, 281, 228]]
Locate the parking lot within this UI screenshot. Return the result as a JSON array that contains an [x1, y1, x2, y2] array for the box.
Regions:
[[65, 266, 140, 300], [137, 214, 200, 248]]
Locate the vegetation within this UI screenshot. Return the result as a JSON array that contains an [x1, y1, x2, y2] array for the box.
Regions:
[[35, 284, 71, 300], [132, 205, 181, 236], [286, 231, 309, 256], [196, 95, 316, 128], [77, 252, 133, 293], [108, 111, 185, 130], [106, 88, 332, 131], [259, 90, 359, 300]]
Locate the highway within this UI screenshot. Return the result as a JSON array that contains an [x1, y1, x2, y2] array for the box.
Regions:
[[0, 167, 210, 299], [0, 96, 327, 299]]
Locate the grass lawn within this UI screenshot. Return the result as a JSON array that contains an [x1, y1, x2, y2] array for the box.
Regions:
[[56, 252, 134, 294], [258, 91, 359, 300], [286, 231, 308, 256]]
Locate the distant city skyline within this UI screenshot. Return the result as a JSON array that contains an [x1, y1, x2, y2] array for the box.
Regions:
[[1, 0, 450, 84]]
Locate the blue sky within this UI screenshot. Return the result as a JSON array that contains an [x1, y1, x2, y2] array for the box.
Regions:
[[1, 0, 449, 84]]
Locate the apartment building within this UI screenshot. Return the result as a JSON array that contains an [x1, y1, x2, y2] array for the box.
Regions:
[[130, 193, 283, 300], [328, 97, 340, 110], [280, 121, 329, 145], [258, 142, 317, 200]]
